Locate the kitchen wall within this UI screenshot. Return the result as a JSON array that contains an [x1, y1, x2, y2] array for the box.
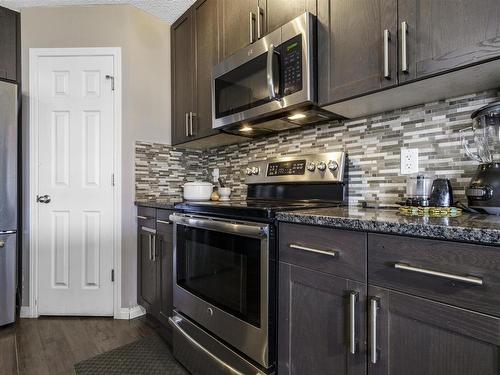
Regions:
[[136, 89, 500, 206], [21, 5, 171, 309]]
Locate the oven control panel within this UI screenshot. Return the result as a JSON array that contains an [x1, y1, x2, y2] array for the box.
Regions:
[[244, 152, 346, 184]]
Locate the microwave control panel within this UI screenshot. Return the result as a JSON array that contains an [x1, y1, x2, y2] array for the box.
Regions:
[[282, 35, 303, 96]]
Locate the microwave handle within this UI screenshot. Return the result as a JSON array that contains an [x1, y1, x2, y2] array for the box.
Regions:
[[266, 44, 278, 101]]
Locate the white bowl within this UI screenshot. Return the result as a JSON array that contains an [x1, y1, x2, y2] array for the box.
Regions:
[[183, 181, 214, 201]]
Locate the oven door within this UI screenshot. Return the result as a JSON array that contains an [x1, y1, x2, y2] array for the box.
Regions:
[[212, 12, 315, 131], [170, 213, 271, 368]]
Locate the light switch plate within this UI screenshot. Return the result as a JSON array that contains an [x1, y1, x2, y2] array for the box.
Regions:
[[212, 168, 220, 182], [400, 148, 419, 175]]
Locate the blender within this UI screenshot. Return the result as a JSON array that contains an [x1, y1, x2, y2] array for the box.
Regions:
[[461, 101, 500, 214]]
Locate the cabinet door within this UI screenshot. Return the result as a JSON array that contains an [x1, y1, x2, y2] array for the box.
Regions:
[[368, 286, 500, 375], [266, 0, 316, 32], [278, 262, 366, 375], [171, 12, 194, 145], [221, 0, 257, 59], [399, 0, 500, 83], [156, 217, 174, 329], [0, 8, 18, 82], [192, 0, 220, 139], [318, 0, 398, 105], [138, 228, 157, 310]]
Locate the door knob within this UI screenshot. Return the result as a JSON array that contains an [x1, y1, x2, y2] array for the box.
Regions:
[[36, 194, 51, 204]]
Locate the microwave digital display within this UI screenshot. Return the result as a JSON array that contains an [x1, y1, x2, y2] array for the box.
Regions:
[[267, 160, 306, 176]]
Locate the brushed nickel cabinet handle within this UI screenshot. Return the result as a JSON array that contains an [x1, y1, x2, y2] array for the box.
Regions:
[[141, 226, 156, 234], [257, 6, 264, 39], [349, 291, 358, 355], [383, 29, 391, 79], [289, 243, 338, 257], [156, 219, 171, 225], [393, 262, 483, 286], [370, 298, 379, 364], [401, 21, 408, 73], [189, 112, 196, 136], [249, 12, 256, 44], [137, 215, 149, 220], [152, 234, 156, 261], [148, 234, 153, 261], [185, 112, 189, 137]]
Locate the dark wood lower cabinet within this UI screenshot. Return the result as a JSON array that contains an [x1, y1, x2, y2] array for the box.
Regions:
[[368, 285, 500, 375], [138, 226, 157, 310], [137, 208, 175, 341], [278, 262, 366, 375], [156, 212, 174, 337]]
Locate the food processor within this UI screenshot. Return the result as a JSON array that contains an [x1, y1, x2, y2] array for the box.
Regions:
[[461, 101, 500, 214]]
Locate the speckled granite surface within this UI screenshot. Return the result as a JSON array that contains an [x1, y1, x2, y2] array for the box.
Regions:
[[135, 199, 181, 210], [276, 207, 500, 246]]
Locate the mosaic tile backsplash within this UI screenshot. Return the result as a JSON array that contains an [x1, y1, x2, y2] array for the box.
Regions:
[[136, 89, 500, 206]]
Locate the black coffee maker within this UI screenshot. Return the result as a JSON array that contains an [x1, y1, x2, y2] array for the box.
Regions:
[[462, 101, 500, 215]]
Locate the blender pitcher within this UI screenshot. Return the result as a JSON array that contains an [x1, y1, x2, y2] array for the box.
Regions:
[[462, 101, 500, 214]]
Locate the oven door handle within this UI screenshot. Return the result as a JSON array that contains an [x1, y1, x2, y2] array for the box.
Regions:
[[266, 43, 279, 101], [169, 214, 269, 238]]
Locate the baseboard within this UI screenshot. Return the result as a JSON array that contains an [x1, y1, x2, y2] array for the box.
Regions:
[[115, 305, 146, 320], [20, 306, 37, 318]]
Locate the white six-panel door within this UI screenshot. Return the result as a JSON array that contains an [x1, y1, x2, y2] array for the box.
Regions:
[[36, 55, 115, 315]]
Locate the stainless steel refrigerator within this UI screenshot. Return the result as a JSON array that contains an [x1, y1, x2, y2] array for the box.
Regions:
[[0, 80, 17, 326]]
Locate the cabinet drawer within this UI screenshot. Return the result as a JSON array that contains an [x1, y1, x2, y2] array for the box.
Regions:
[[368, 233, 500, 317], [156, 209, 174, 235], [279, 223, 366, 282], [137, 206, 156, 230]]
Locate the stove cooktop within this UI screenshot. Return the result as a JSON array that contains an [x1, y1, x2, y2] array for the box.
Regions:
[[174, 199, 343, 221]]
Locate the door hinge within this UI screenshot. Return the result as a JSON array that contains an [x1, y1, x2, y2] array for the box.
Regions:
[[111, 173, 115, 186], [105, 75, 115, 91], [111, 269, 115, 282]]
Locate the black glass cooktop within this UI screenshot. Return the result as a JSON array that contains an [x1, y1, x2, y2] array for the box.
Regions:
[[174, 199, 343, 221]]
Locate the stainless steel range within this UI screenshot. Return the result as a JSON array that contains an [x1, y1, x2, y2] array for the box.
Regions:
[[169, 152, 346, 375]]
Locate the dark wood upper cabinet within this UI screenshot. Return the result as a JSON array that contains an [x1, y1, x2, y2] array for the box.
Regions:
[[278, 262, 366, 375], [318, 0, 398, 105], [0, 7, 19, 82], [193, 0, 220, 139], [171, 12, 194, 145], [368, 285, 500, 375], [398, 0, 500, 83], [266, 0, 316, 32], [220, 0, 256, 59]]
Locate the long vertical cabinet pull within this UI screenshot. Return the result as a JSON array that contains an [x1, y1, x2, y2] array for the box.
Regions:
[[151, 234, 156, 261], [349, 291, 358, 354], [369, 298, 379, 364], [189, 112, 196, 136], [401, 21, 409, 73], [383, 29, 391, 79], [257, 6, 264, 39], [249, 12, 256, 44], [185, 112, 189, 137], [148, 234, 153, 261]]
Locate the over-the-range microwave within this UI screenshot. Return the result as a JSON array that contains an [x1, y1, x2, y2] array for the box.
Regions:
[[212, 12, 338, 137]]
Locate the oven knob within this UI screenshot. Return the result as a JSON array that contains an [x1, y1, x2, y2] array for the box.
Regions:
[[245, 167, 253, 176], [251, 167, 260, 175], [328, 160, 339, 172], [317, 161, 327, 172], [207, 307, 214, 316], [307, 162, 316, 172]]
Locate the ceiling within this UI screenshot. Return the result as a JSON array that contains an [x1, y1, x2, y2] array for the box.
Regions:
[[0, 0, 195, 24]]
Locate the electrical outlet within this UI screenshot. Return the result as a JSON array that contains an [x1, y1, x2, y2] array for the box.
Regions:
[[400, 148, 419, 175]]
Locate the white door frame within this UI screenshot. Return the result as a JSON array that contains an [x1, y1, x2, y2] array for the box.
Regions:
[[28, 47, 122, 319]]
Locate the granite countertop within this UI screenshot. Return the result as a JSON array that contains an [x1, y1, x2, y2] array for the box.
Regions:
[[276, 207, 500, 246], [135, 199, 182, 210]]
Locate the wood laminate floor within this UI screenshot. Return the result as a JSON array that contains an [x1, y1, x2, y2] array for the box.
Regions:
[[0, 316, 156, 375]]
